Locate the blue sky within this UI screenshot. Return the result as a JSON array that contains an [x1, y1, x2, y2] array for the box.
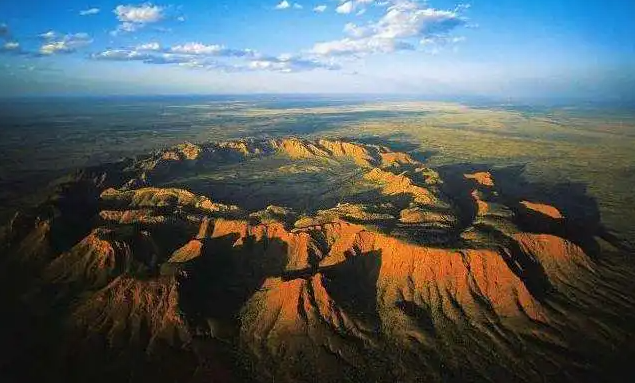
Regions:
[[1, 0, 634, 99]]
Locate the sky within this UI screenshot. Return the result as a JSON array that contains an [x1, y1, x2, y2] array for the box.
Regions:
[[0, 0, 634, 100]]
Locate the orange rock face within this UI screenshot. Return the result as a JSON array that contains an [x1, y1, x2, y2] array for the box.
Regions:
[[364, 167, 436, 205], [169, 239, 203, 263], [379, 151, 417, 167], [514, 233, 592, 285], [520, 201, 564, 219], [349, 230, 544, 322], [471, 189, 489, 216], [464, 171, 495, 187], [72, 275, 190, 349]]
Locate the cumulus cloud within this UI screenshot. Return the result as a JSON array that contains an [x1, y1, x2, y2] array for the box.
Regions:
[[248, 54, 339, 72], [79, 8, 100, 16], [170, 42, 223, 55], [115, 3, 163, 23], [113, 3, 164, 33], [170, 42, 256, 57], [0, 31, 27, 55], [274, 1, 303, 10], [91, 42, 337, 73], [0, 41, 21, 54], [313, 5, 327, 12], [39, 33, 92, 55], [39, 31, 57, 40], [92, 48, 241, 71], [312, 37, 413, 56], [3, 41, 19, 50], [335, 0, 373, 15], [336, 1, 354, 14], [312, 0, 466, 56], [92, 49, 152, 61], [275, 1, 290, 9], [136, 42, 161, 51]]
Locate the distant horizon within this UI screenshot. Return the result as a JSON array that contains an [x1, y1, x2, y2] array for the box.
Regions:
[[2, 92, 634, 109]]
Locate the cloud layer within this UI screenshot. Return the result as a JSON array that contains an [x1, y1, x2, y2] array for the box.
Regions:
[[312, 0, 466, 56], [92, 42, 337, 73]]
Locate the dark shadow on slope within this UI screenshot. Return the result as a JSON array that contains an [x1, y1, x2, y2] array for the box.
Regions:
[[492, 164, 611, 257], [435, 164, 482, 235], [321, 250, 382, 328], [476, 224, 554, 300], [435, 162, 618, 258], [395, 301, 436, 336], [44, 160, 138, 255], [178, 233, 289, 326]]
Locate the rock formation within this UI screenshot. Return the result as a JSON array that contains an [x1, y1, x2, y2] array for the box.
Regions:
[[0, 137, 633, 383]]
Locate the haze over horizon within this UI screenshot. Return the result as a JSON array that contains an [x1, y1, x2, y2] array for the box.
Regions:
[[1, 0, 634, 100]]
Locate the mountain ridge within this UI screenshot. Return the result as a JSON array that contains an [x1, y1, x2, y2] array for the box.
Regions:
[[1, 137, 634, 383]]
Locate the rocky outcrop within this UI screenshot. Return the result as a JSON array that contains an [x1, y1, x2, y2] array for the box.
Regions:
[[520, 201, 564, 219], [464, 171, 495, 187], [514, 233, 593, 286], [364, 168, 437, 205]]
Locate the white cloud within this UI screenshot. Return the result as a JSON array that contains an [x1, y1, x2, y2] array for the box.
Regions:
[[343, 22, 366, 38], [335, 0, 374, 15], [336, 1, 354, 14], [293, 3, 303, 9], [275, 1, 290, 10], [169, 42, 256, 57], [40, 31, 56, 40], [136, 42, 161, 51], [312, 37, 412, 56], [79, 8, 100, 16], [91, 42, 337, 74], [94, 50, 191, 65], [3, 42, 19, 50], [1, 41, 21, 53], [313, 5, 327, 12], [312, 0, 466, 56], [39, 33, 93, 55], [248, 55, 339, 72], [94, 42, 257, 65], [114, 3, 164, 23], [115, 22, 141, 33], [171, 42, 224, 55], [92, 49, 151, 61], [113, 3, 164, 33]]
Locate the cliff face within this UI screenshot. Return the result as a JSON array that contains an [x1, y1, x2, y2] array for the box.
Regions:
[[1, 137, 633, 383]]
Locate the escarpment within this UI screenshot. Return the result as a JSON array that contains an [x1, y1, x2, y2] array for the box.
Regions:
[[1, 137, 633, 383]]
